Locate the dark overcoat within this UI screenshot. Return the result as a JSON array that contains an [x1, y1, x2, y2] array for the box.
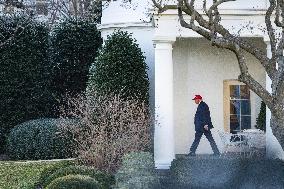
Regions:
[[194, 101, 213, 132]]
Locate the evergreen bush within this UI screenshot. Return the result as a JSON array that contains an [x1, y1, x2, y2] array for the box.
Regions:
[[35, 160, 75, 188], [50, 18, 102, 115], [0, 14, 55, 152], [46, 174, 102, 189], [40, 165, 114, 189], [7, 118, 77, 160], [87, 31, 149, 104], [256, 101, 266, 131], [0, 160, 74, 189], [115, 152, 161, 189]]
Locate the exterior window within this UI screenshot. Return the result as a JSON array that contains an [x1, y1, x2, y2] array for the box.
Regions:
[[229, 85, 251, 133]]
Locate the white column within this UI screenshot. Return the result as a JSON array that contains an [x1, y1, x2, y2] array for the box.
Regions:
[[264, 40, 284, 159], [154, 37, 176, 169]]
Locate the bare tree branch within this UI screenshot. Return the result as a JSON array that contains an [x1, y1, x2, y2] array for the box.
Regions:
[[266, 0, 277, 60], [275, 0, 284, 27], [177, 1, 275, 112], [238, 73, 275, 113], [176, 1, 277, 78]]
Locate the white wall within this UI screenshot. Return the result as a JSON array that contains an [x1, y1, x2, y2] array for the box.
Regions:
[[173, 38, 266, 154], [101, 0, 152, 25]]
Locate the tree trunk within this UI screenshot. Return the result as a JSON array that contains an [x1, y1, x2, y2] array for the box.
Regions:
[[270, 115, 284, 151]]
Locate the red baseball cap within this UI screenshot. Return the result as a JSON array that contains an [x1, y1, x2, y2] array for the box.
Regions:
[[192, 95, 202, 100]]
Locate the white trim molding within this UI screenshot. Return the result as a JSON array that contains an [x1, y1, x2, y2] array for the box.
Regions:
[[98, 22, 153, 31]]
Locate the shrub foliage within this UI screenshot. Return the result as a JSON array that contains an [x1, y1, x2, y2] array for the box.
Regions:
[[7, 118, 77, 160], [87, 30, 149, 104], [50, 18, 102, 114], [256, 101, 266, 131], [60, 93, 151, 173], [0, 14, 54, 151], [46, 174, 101, 189], [40, 165, 114, 189], [0, 160, 73, 189], [115, 152, 161, 189]]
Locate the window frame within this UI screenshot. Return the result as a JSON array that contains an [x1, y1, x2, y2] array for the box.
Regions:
[[223, 80, 252, 133]]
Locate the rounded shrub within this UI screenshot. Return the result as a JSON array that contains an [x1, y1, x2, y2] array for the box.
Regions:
[[115, 152, 161, 189], [7, 118, 77, 160], [120, 152, 156, 172], [46, 174, 102, 189], [0, 14, 55, 152], [34, 160, 75, 188], [50, 18, 102, 115], [40, 165, 114, 189], [87, 30, 149, 104]]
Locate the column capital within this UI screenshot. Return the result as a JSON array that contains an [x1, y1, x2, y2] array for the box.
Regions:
[[153, 36, 176, 44]]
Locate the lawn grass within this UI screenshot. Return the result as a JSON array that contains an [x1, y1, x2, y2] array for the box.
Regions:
[[0, 159, 73, 189]]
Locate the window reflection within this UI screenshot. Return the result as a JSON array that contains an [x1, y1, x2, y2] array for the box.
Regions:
[[241, 116, 251, 130], [229, 84, 251, 133], [230, 85, 240, 99], [241, 100, 250, 115], [230, 115, 240, 133], [230, 100, 241, 115]]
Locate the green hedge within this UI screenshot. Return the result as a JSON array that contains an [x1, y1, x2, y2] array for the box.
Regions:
[[0, 14, 55, 152], [115, 152, 161, 189], [0, 160, 72, 189], [170, 157, 284, 189], [50, 18, 102, 115], [256, 101, 266, 131], [40, 165, 114, 189], [87, 31, 149, 104], [46, 174, 102, 189], [7, 118, 77, 160]]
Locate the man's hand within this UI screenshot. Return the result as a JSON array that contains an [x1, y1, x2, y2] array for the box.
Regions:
[[204, 125, 209, 131]]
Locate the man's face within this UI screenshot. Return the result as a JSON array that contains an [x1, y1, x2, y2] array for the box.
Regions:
[[194, 99, 201, 104]]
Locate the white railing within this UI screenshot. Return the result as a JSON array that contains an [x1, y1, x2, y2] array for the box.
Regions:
[[218, 130, 248, 155], [218, 129, 265, 156]]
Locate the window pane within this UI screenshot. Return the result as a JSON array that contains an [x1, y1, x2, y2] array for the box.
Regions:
[[241, 116, 251, 130], [230, 115, 240, 133], [240, 85, 250, 99], [241, 100, 251, 115], [230, 100, 241, 115], [230, 85, 240, 99]]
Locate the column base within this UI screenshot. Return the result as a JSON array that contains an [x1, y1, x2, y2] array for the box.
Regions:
[[155, 159, 174, 169]]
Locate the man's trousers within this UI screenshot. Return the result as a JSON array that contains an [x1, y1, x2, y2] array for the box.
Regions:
[[190, 129, 220, 154]]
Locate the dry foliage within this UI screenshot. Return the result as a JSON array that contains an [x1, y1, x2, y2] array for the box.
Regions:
[[58, 92, 151, 173]]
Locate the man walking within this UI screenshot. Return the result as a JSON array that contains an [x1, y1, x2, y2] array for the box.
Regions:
[[188, 95, 220, 156]]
